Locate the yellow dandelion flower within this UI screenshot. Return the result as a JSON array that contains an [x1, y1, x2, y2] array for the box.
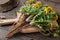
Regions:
[[50, 22, 53, 30], [47, 5, 55, 13], [44, 7, 48, 14], [44, 4, 55, 14], [36, 4, 40, 7], [50, 8, 56, 14], [32, 4, 36, 7], [47, 22, 52, 26], [44, 4, 53, 10], [48, 6, 53, 10], [54, 15, 58, 20], [36, 1, 41, 5], [32, 1, 41, 7], [32, 3, 40, 7]]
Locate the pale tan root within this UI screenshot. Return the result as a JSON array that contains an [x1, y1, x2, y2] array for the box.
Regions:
[[6, 13, 27, 38], [0, 19, 17, 25], [6, 28, 19, 38], [0, 12, 22, 26], [8, 12, 23, 31], [21, 27, 40, 33], [20, 24, 40, 33]]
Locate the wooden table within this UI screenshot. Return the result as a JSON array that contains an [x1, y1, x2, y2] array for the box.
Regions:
[[0, 0, 60, 40]]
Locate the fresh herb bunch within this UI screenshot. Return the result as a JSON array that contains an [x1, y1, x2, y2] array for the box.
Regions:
[[17, 0, 59, 37]]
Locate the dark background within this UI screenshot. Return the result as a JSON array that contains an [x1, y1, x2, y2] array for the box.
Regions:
[[0, 0, 60, 40]]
